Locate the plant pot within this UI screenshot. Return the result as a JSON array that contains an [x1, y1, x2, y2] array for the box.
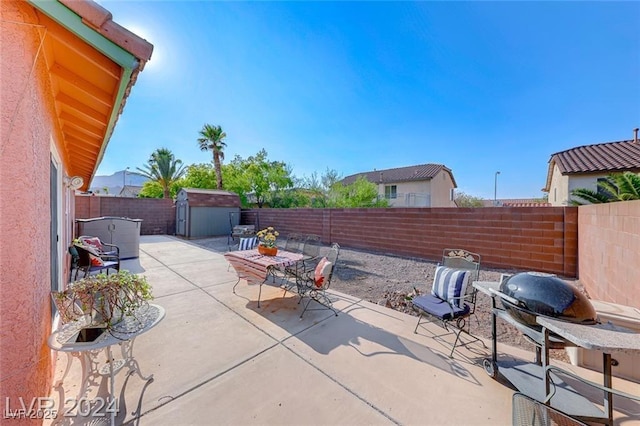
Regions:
[[258, 245, 278, 256]]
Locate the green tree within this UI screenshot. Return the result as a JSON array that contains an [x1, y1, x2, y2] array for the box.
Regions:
[[197, 124, 227, 189], [177, 163, 217, 190], [222, 149, 294, 208], [329, 176, 389, 208], [571, 172, 640, 205], [454, 191, 484, 207], [297, 168, 343, 208], [135, 148, 186, 199]]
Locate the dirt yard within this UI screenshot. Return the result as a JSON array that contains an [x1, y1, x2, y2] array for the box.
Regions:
[[193, 237, 580, 362]]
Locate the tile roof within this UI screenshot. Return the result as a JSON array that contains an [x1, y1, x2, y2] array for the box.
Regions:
[[550, 140, 640, 174], [341, 163, 457, 187], [480, 199, 550, 207]]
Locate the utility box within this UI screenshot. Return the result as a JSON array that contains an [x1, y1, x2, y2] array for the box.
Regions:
[[76, 217, 142, 259], [175, 188, 241, 239]]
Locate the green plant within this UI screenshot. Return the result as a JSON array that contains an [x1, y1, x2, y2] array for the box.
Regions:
[[571, 172, 640, 205], [256, 226, 279, 248], [53, 271, 153, 329]]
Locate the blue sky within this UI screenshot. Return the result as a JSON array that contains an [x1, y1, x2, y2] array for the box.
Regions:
[[96, 1, 640, 199]]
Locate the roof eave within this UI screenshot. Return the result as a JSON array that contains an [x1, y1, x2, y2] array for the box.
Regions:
[[28, 0, 153, 190]]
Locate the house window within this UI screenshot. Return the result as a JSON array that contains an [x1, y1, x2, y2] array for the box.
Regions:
[[385, 185, 397, 199], [597, 177, 613, 198]]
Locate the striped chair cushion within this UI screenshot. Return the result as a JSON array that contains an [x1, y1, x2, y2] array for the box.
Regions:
[[239, 237, 257, 250], [431, 266, 470, 308]]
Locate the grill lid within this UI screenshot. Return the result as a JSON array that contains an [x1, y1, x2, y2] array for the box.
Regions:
[[500, 272, 597, 329]]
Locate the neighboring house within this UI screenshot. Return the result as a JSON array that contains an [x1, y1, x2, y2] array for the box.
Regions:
[[341, 164, 457, 207], [119, 185, 144, 197], [543, 135, 640, 206], [1, 0, 151, 415]]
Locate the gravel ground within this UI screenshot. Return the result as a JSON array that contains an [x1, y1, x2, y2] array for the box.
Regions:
[[191, 236, 586, 362]]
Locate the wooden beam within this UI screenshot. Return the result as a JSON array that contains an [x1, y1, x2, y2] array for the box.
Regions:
[[43, 16, 122, 79], [50, 63, 113, 107], [56, 92, 108, 128], [60, 112, 104, 138]]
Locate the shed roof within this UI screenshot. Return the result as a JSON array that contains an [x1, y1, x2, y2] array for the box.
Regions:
[[179, 188, 240, 208], [342, 163, 457, 187]]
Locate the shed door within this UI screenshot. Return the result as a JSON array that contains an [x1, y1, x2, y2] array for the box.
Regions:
[[177, 202, 187, 236]]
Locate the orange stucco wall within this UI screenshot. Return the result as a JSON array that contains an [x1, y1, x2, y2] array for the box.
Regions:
[[1, 1, 72, 420], [578, 200, 640, 307]]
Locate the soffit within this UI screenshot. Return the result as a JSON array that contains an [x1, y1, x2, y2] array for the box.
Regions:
[[36, 10, 120, 189]]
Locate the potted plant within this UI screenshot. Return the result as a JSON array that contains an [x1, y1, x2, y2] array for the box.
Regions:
[[53, 271, 153, 331], [256, 226, 279, 256]]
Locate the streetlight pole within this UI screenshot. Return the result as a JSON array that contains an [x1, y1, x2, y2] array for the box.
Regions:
[[494, 171, 500, 205]]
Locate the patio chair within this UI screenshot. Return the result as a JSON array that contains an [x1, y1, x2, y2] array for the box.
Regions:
[[73, 244, 120, 279], [297, 243, 340, 318], [227, 212, 255, 248], [227, 236, 258, 271], [412, 248, 482, 357], [512, 392, 587, 426], [283, 233, 304, 253], [281, 234, 322, 288], [78, 236, 120, 261]]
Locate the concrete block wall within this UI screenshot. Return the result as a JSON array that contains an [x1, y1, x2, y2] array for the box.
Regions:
[[243, 207, 579, 277], [578, 200, 640, 306], [76, 195, 176, 235]]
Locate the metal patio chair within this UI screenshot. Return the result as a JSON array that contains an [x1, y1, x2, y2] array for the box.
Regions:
[[297, 243, 340, 318], [512, 392, 586, 426], [412, 248, 482, 357], [73, 244, 120, 279]]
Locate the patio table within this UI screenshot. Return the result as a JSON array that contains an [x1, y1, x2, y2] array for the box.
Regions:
[[47, 304, 165, 426], [225, 249, 303, 307]]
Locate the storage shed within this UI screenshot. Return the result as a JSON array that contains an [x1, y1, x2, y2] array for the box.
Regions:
[[76, 217, 142, 259], [175, 188, 241, 239]]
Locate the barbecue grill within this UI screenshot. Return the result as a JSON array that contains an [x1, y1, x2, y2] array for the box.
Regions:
[[499, 272, 598, 330]]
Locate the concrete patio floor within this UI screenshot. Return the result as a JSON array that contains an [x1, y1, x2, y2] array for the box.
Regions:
[[46, 235, 640, 425]]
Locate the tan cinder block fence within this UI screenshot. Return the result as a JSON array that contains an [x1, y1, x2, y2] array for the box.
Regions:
[[578, 200, 640, 306], [242, 207, 578, 277]]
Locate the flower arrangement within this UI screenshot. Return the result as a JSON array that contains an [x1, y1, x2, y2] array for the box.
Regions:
[[256, 226, 279, 248]]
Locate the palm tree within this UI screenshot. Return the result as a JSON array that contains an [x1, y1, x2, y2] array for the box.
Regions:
[[571, 172, 640, 205], [197, 124, 227, 189], [135, 148, 186, 198]]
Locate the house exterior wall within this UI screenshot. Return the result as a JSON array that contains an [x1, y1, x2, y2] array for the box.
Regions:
[[548, 163, 610, 206], [377, 180, 432, 207], [578, 200, 640, 307], [548, 164, 570, 206], [375, 171, 455, 207], [430, 169, 456, 207], [0, 2, 72, 418], [242, 207, 578, 276]]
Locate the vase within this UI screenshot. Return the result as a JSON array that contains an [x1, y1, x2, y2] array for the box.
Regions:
[[258, 245, 278, 256]]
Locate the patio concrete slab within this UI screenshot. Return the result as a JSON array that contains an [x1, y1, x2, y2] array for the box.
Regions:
[[168, 258, 238, 289], [46, 235, 640, 425], [138, 344, 392, 425], [282, 302, 513, 425]]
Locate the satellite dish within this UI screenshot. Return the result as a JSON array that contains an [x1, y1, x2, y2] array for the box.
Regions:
[[67, 176, 84, 190]]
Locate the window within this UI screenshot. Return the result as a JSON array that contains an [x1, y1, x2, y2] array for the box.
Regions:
[[597, 177, 613, 199], [385, 185, 397, 199]]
